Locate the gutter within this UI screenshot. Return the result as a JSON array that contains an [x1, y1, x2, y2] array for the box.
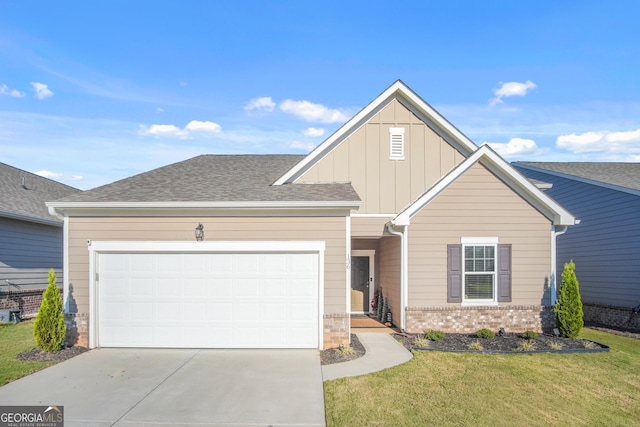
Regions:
[[386, 222, 408, 332]]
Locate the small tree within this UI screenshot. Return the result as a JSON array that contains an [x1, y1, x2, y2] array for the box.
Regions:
[[34, 269, 66, 352], [554, 260, 584, 338]]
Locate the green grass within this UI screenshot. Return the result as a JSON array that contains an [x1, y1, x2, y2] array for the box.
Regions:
[[0, 320, 56, 385], [324, 329, 640, 426]]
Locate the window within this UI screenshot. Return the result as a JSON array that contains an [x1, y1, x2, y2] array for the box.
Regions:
[[463, 245, 496, 300], [389, 127, 405, 160], [447, 239, 511, 304]]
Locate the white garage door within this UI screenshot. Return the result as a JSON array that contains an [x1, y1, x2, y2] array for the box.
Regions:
[[97, 251, 319, 348]]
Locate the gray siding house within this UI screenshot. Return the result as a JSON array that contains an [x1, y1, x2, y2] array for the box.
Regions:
[[0, 162, 80, 292], [513, 162, 640, 330]]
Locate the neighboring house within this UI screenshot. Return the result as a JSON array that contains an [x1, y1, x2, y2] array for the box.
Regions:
[[47, 81, 576, 350], [513, 162, 640, 330], [0, 162, 80, 316]]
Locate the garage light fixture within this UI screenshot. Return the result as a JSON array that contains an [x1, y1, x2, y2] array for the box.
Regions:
[[195, 223, 204, 241]]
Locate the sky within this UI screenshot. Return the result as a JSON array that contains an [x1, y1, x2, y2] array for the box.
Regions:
[[1, 1, 639, 190]]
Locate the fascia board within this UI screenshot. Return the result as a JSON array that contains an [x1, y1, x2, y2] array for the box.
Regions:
[[0, 210, 63, 227], [393, 145, 577, 227], [513, 163, 640, 197], [273, 80, 478, 185]]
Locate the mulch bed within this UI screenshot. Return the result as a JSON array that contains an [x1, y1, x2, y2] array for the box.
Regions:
[[320, 334, 366, 365], [395, 331, 608, 353], [17, 345, 89, 362]]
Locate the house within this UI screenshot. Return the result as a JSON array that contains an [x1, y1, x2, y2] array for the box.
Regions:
[[513, 162, 640, 330], [47, 81, 577, 349], [0, 162, 80, 317]]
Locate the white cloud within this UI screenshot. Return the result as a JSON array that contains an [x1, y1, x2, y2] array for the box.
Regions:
[[489, 80, 536, 106], [156, 107, 164, 113], [179, 81, 188, 87], [280, 99, 350, 123], [484, 138, 540, 158], [185, 120, 221, 133], [31, 82, 54, 100], [303, 127, 325, 137], [140, 120, 222, 139], [35, 170, 83, 182], [244, 96, 276, 112], [289, 141, 316, 151], [0, 84, 26, 98], [139, 124, 189, 139], [556, 128, 640, 155]]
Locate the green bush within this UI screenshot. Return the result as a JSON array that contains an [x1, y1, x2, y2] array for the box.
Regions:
[[554, 260, 584, 339], [522, 330, 538, 340], [475, 328, 495, 339], [33, 269, 66, 352], [423, 330, 445, 341]]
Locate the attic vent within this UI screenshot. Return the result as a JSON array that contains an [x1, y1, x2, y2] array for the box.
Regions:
[[389, 127, 405, 160]]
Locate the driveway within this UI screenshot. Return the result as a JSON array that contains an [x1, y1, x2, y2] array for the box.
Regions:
[[0, 348, 326, 426]]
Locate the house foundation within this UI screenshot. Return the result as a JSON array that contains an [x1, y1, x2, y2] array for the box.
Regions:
[[323, 313, 350, 349], [405, 305, 555, 334], [583, 302, 640, 331]]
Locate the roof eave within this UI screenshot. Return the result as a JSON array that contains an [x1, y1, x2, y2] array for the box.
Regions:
[[0, 210, 63, 227]]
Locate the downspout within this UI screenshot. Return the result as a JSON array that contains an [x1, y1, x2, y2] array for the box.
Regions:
[[551, 225, 568, 305], [386, 223, 408, 332]]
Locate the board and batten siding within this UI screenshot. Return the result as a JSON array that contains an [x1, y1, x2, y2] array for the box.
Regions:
[[67, 216, 347, 316], [297, 99, 465, 214], [514, 166, 640, 308], [408, 162, 552, 307], [0, 216, 63, 289]]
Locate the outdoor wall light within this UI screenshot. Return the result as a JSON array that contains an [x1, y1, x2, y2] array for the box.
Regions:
[[195, 223, 204, 241], [498, 327, 506, 336]]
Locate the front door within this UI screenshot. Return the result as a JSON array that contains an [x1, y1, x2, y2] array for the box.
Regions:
[[351, 256, 370, 312]]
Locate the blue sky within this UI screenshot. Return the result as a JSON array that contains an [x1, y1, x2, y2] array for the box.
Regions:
[[1, 1, 639, 190]]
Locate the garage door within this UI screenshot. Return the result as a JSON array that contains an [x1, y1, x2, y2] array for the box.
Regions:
[[97, 251, 319, 348]]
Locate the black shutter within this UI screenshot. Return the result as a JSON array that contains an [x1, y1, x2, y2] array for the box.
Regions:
[[497, 244, 512, 302], [447, 244, 462, 303]]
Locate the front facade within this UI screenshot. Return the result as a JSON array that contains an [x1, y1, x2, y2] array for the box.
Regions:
[[49, 81, 576, 349], [514, 162, 640, 330]]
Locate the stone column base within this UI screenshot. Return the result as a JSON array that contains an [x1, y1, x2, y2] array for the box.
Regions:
[[64, 312, 89, 348], [323, 313, 350, 349]]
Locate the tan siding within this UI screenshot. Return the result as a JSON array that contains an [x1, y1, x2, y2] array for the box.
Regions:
[[351, 216, 391, 238], [378, 236, 401, 324], [408, 162, 552, 307], [297, 99, 465, 214], [68, 216, 347, 316]]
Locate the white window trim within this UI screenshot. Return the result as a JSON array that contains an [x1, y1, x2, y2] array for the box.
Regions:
[[389, 127, 405, 160], [461, 237, 498, 306]]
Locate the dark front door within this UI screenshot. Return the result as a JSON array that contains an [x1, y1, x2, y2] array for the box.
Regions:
[[351, 256, 370, 312]]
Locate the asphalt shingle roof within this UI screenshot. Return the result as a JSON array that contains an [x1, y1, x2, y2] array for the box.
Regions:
[[516, 162, 640, 192], [0, 162, 81, 224], [55, 155, 360, 204]]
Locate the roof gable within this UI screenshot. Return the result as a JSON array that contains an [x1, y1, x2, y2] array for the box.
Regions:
[[0, 162, 80, 225], [273, 80, 478, 185], [393, 146, 577, 227]]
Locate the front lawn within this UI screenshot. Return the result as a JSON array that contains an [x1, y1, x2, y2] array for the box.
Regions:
[[0, 320, 56, 385], [324, 329, 640, 426]]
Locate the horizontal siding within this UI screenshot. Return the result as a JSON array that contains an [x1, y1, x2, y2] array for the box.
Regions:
[[408, 163, 552, 307], [378, 235, 401, 323], [67, 216, 347, 315], [514, 166, 640, 308], [351, 216, 390, 238], [0, 217, 64, 289]]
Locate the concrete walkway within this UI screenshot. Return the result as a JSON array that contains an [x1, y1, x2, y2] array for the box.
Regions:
[[322, 332, 413, 381]]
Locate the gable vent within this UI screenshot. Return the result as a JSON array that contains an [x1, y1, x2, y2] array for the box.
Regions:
[[389, 127, 405, 160]]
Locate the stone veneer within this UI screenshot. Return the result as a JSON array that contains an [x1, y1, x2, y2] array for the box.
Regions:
[[406, 305, 555, 334], [323, 313, 350, 349], [583, 302, 640, 331], [0, 288, 53, 319], [64, 312, 89, 347]]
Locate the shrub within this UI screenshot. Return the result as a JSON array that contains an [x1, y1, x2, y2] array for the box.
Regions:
[[337, 343, 354, 355], [413, 337, 430, 348], [522, 330, 538, 340], [476, 328, 495, 339], [582, 340, 597, 349], [515, 340, 535, 351], [33, 269, 66, 352], [468, 340, 484, 350], [548, 342, 563, 350], [554, 260, 584, 339], [423, 330, 445, 341]]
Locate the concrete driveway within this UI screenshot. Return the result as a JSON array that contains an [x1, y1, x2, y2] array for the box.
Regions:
[[0, 348, 326, 426]]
